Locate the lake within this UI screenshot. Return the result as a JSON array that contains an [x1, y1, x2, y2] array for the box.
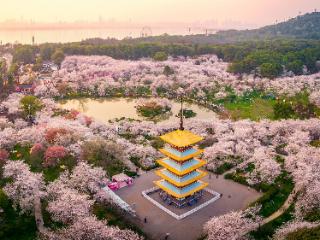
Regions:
[[58, 98, 216, 123]]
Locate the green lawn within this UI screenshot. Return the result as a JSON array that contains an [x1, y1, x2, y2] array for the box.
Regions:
[[0, 190, 37, 240], [10, 144, 77, 182], [252, 172, 294, 217], [92, 202, 147, 238], [224, 98, 275, 121], [285, 225, 320, 240], [225, 169, 294, 218], [304, 208, 320, 222], [250, 204, 294, 240]]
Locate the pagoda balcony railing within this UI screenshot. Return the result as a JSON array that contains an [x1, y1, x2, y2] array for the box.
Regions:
[[160, 146, 203, 161], [155, 169, 207, 187], [154, 179, 208, 199], [157, 157, 206, 176]]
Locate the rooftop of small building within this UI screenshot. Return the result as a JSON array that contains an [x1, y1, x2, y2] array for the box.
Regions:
[[160, 129, 203, 147]]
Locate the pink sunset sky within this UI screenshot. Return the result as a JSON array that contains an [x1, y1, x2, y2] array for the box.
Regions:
[[1, 0, 320, 28]]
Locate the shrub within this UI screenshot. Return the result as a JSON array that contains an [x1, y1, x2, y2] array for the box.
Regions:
[[153, 51, 168, 61]]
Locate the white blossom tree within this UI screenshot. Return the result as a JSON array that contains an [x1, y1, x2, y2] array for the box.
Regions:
[[3, 160, 46, 214]]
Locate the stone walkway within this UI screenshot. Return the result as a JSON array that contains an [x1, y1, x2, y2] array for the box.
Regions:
[[116, 170, 261, 240]]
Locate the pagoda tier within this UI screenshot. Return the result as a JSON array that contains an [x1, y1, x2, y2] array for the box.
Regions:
[[160, 129, 203, 148], [155, 168, 207, 187], [157, 157, 206, 176], [155, 129, 208, 202], [159, 146, 203, 162], [154, 179, 208, 199]]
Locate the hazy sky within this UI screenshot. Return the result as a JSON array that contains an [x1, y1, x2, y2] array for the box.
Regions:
[[1, 0, 320, 27]]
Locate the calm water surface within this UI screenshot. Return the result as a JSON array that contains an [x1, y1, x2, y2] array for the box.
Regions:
[[59, 98, 216, 123]]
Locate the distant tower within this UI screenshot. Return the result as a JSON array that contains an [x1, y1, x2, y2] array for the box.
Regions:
[[32, 36, 35, 45], [140, 26, 152, 38]]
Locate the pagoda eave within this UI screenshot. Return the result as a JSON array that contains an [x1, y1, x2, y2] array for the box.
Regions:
[[160, 130, 204, 148], [155, 169, 207, 187], [156, 158, 206, 176], [159, 148, 204, 162], [154, 180, 208, 199]]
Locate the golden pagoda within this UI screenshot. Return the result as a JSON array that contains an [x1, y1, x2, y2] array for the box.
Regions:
[[154, 100, 208, 207]]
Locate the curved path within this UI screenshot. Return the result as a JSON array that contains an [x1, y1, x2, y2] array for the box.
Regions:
[[222, 165, 298, 225], [34, 188, 48, 235], [221, 167, 298, 237], [262, 187, 298, 224]]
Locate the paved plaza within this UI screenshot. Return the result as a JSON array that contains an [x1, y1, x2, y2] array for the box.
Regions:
[[116, 170, 262, 240], [146, 188, 219, 217]]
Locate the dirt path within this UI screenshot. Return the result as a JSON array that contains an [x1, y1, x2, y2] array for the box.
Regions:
[[34, 188, 47, 234]]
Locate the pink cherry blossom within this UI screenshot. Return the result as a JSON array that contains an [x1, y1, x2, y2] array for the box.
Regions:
[[3, 160, 46, 214]]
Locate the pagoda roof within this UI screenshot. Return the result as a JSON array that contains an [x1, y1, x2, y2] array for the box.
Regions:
[[155, 169, 207, 187], [157, 157, 206, 176], [160, 146, 203, 161], [160, 130, 203, 147], [154, 179, 208, 199]]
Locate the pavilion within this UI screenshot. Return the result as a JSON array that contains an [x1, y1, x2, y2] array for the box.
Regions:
[[154, 100, 209, 207]]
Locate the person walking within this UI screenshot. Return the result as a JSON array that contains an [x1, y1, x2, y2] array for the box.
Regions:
[[165, 233, 170, 239], [144, 217, 147, 223]]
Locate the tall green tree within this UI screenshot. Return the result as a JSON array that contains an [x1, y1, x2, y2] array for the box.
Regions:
[[260, 62, 283, 79], [153, 51, 168, 61], [20, 95, 43, 119], [8, 63, 19, 76], [51, 49, 65, 68], [13, 46, 35, 64], [7, 74, 14, 89], [286, 60, 303, 75], [40, 44, 54, 61], [32, 56, 43, 71]]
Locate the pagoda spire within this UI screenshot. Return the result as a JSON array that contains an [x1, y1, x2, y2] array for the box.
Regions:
[[179, 96, 184, 130]]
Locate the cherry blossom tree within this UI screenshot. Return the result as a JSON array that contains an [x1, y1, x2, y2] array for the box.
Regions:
[[46, 186, 94, 224], [0, 93, 24, 114], [67, 162, 107, 194], [273, 221, 319, 240], [30, 143, 45, 156], [0, 149, 9, 162], [44, 146, 67, 167], [204, 207, 262, 240], [45, 128, 69, 144], [245, 147, 280, 185], [43, 216, 142, 240], [309, 90, 320, 107], [45, 55, 320, 100], [3, 160, 46, 214]]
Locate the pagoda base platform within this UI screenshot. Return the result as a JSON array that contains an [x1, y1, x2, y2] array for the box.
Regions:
[[142, 187, 221, 220]]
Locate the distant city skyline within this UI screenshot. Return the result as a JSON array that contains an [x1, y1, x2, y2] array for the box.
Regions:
[[1, 0, 320, 29]]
